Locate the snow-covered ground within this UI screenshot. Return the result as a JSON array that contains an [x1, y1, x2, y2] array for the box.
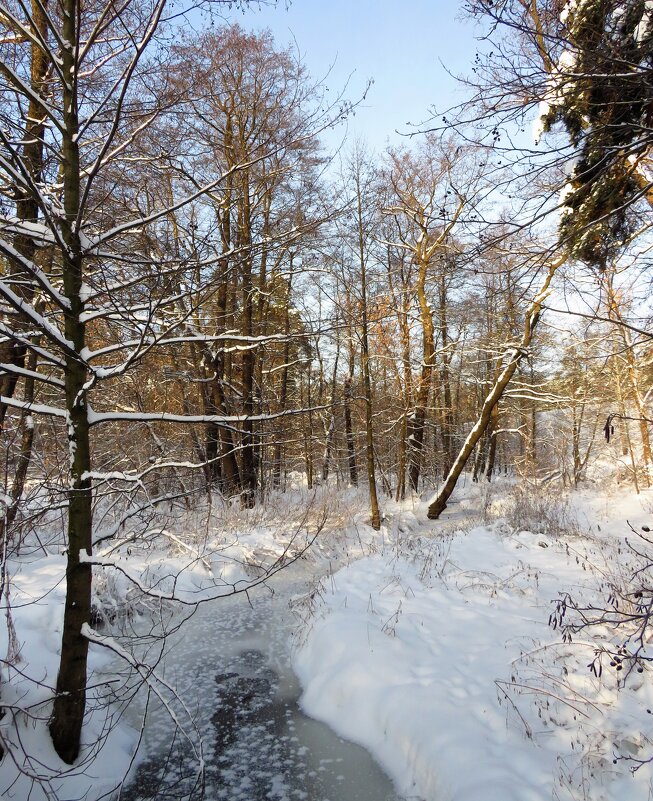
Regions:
[[293, 481, 653, 801], [2, 479, 653, 801], [0, 488, 331, 801]]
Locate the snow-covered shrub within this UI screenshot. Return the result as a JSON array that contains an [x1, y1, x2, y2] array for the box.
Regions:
[[492, 482, 583, 538]]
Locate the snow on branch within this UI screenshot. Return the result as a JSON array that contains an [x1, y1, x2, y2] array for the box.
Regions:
[[0, 362, 65, 389], [0, 395, 66, 419], [0, 235, 70, 311], [80, 623, 205, 767], [0, 280, 76, 357], [87, 404, 331, 427], [0, 321, 65, 367]]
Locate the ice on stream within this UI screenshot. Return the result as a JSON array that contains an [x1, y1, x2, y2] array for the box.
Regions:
[[119, 567, 403, 801]]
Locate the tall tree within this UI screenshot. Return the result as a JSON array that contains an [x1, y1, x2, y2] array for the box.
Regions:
[[382, 138, 475, 491], [171, 26, 326, 505]]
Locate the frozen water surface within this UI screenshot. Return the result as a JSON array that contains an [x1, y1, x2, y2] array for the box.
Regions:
[[119, 563, 404, 801]]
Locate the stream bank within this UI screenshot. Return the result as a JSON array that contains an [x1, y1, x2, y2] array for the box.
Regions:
[[118, 561, 404, 801]]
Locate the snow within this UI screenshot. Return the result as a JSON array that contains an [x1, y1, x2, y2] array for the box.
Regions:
[[532, 99, 551, 145], [560, 0, 576, 26], [4, 483, 653, 801], [0, 494, 329, 800], [293, 484, 653, 801], [635, 0, 653, 44], [0, 552, 139, 801]]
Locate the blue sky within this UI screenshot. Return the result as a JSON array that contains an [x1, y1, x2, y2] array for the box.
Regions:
[[224, 1, 480, 153]]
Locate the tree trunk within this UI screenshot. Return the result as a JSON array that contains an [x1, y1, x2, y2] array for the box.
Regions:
[[438, 273, 455, 478], [238, 175, 257, 508], [48, 8, 93, 762], [321, 350, 339, 483], [407, 254, 435, 493], [273, 264, 293, 488], [485, 402, 499, 481], [356, 178, 380, 529], [0, 0, 48, 428], [0, 0, 49, 758], [344, 347, 358, 486], [303, 366, 314, 490], [427, 259, 562, 519], [50, 335, 92, 763]]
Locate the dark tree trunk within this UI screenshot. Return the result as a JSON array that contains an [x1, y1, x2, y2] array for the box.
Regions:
[[48, 9, 93, 762], [344, 365, 357, 486], [50, 258, 93, 764]]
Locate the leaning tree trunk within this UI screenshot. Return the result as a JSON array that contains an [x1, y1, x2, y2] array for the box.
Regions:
[[427, 259, 562, 519]]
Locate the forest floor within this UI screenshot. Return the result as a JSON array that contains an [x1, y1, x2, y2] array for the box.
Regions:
[[2, 476, 653, 801]]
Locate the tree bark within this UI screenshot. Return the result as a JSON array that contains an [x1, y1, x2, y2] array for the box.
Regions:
[[344, 344, 358, 486], [0, 0, 48, 428], [48, 5, 93, 762], [407, 253, 436, 493], [438, 273, 455, 477], [238, 173, 257, 508], [355, 174, 380, 529]]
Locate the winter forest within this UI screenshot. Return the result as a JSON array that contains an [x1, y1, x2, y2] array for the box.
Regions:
[[0, 0, 652, 799]]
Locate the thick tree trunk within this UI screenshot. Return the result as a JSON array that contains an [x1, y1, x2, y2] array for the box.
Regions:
[[209, 145, 242, 496], [205, 353, 241, 496], [49, 343, 92, 763], [50, 259, 93, 764], [239, 177, 257, 508]]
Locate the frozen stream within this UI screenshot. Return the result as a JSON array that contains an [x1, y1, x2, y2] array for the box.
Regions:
[[118, 560, 404, 801]]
